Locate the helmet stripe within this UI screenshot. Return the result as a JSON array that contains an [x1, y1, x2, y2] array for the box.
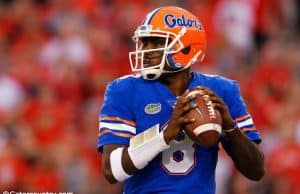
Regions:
[[143, 7, 162, 25]]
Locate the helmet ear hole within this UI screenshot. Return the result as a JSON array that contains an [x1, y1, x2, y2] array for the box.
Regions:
[[181, 46, 191, 55]]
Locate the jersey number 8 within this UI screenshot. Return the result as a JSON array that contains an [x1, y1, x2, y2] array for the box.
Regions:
[[160, 131, 197, 175]]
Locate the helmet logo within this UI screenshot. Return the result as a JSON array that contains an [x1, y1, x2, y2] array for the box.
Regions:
[[164, 14, 202, 29]]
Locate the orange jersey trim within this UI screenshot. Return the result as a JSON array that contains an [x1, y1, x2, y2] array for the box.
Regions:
[[98, 129, 134, 138], [235, 114, 250, 122], [99, 116, 136, 127]]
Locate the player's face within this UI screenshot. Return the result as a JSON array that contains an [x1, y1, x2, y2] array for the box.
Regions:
[[140, 37, 165, 68]]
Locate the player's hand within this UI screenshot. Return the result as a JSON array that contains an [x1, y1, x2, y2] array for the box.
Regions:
[[163, 89, 197, 144], [196, 86, 235, 131]]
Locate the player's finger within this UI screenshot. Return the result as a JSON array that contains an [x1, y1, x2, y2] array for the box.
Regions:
[[195, 86, 210, 92], [182, 102, 197, 113], [194, 86, 206, 93], [183, 91, 201, 106], [183, 90, 197, 100], [178, 117, 195, 124], [196, 86, 218, 98], [185, 117, 196, 124], [176, 90, 190, 106], [178, 94, 196, 107], [181, 89, 191, 98], [177, 117, 185, 124], [212, 102, 226, 114], [210, 96, 225, 106]]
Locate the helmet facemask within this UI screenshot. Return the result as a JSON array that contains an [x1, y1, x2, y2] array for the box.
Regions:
[[129, 25, 186, 80]]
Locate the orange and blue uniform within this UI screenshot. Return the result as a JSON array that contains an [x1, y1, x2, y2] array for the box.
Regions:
[[98, 72, 261, 194]]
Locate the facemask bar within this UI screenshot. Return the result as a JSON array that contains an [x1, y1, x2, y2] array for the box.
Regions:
[[129, 34, 169, 71], [129, 26, 186, 79]]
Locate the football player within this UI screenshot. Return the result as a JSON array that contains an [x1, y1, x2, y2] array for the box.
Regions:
[[98, 6, 264, 194]]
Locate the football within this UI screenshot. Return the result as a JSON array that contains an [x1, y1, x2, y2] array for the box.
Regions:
[[184, 90, 222, 147]]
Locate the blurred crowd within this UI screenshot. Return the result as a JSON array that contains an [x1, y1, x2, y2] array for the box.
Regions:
[[0, 0, 299, 194]]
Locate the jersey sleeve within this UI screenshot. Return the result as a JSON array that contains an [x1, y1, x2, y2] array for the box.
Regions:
[[223, 80, 261, 143], [98, 78, 136, 151]]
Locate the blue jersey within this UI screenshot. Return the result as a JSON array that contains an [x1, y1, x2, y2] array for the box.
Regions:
[[98, 72, 261, 194]]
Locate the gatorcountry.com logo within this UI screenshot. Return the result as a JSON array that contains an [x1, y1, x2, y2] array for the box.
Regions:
[[164, 14, 202, 29]]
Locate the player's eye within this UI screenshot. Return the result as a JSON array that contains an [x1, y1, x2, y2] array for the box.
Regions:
[[153, 38, 165, 45], [140, 37, 166, 48]]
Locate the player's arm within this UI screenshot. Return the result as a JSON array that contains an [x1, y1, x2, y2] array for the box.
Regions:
[[197, 86, 265, 181], [220, 127, 265, 181], [101, 90, 197, 183], [102, 124, 171, 184]]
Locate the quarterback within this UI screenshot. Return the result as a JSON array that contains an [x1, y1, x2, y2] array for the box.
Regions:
[[98, 6, 264, 194]]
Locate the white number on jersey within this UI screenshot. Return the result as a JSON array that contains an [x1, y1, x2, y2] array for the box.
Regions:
[[160, 131, 196, 175]]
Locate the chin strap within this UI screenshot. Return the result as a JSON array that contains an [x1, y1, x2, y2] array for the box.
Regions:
[[141, 69, 162, 80], [145, 49, 203, 80]]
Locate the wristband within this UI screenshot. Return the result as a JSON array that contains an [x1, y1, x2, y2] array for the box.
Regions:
[[128, 124, 170, 169], [110, 147, 131, 182]]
